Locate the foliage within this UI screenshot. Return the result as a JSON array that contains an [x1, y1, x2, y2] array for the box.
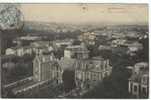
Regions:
[[82, 48, 134, 98]]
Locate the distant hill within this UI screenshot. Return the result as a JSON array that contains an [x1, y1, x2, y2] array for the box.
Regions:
[[23, 21, 84, 35], [22, 21, 148, 35]]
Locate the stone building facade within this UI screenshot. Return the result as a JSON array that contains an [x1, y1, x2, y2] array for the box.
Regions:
[[75, 57, 112, 89], [33, 52, 62, 83], [5, 46, 33, 56], [63, 42, 112, 90], [64, 43, 89, 59], [128, 62, 149, 98]]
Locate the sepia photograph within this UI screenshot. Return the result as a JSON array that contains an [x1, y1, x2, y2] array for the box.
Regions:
[[0, 4, 149, 98]]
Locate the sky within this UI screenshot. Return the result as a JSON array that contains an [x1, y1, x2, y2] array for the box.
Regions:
[[20, 4, 148, 25]]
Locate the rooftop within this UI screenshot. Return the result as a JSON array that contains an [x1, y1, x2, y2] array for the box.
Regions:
[[65, 44, 89, 53], [34, 52, 56, 63], [59, 57, 76, 70], [129, 62, 149, 84], [31, 41, 51, 47], [54, 39, 73, 43], [8, 45, 33, 50], [92, 56, 106, 61], [18, 35, 41, 41], [129, 71, 149, 83], [134, 62, 148, 69]]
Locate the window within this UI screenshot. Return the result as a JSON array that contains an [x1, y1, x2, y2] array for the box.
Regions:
[[142, 87, 147, 97], [100, 62, 104, 69], [134, 85, 137, 92], [86, 64, 89, 70], [104, 73, 108, 77]]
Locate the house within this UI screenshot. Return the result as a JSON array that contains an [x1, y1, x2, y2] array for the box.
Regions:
[[58, 42, 112, 92], [31, 41, 54, 55], [78, 32, 97, 45], [13, 35, 42, 46], [5, 46, 33, 56], [30, 41, 51, 48], [17, 35, 42, 41], [59, 57, 76, 70], [75, 56, 112, 89], [98, 45, 111, 51], [16, 46, 33, 56], [32, 46, 47, 55], [64, 43, 89, 59], [128, 62, 149, 98], [5, 47, 17, 55], [111, 39, 127, 47], [53, 39, 73, 48], [127, 42, 143, 52], [33, 52, 62, 83]]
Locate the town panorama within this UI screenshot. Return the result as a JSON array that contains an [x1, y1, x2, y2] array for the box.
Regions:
[[0, 4, 149, 98]]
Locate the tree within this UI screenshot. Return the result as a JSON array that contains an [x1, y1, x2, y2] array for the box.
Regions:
[[62, 69, 76, 93], [0, 4, 24, 54]]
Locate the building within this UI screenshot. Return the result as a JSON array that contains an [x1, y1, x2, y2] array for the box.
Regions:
[[13, 35, 42, 46], [63, 43, 112, 90], [30, 41, 52, 48], [53, 39, 73, 48], [5, 46, 33, 56], [125, 32, 139, 39], [33, 52, 62, 83], [127, 42, 143, 56], [98, 45, 111, 51], [5, 48, 17, 55], [64, 43, 89, 59], [31, 41, 54, 55], [111, 39, 127, 47], [128, 62, 149, 98], [32, 46, 48, 55], [111, 32, 126, 39], [78, 32, 96, 45], [17, 46, 33, 56], [75, 56, 112, 89], [6, 45, 53, 57], [78, 32, 96, 41]]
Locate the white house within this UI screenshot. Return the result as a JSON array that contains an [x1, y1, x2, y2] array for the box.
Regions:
[[5, 48, 17, 55]]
